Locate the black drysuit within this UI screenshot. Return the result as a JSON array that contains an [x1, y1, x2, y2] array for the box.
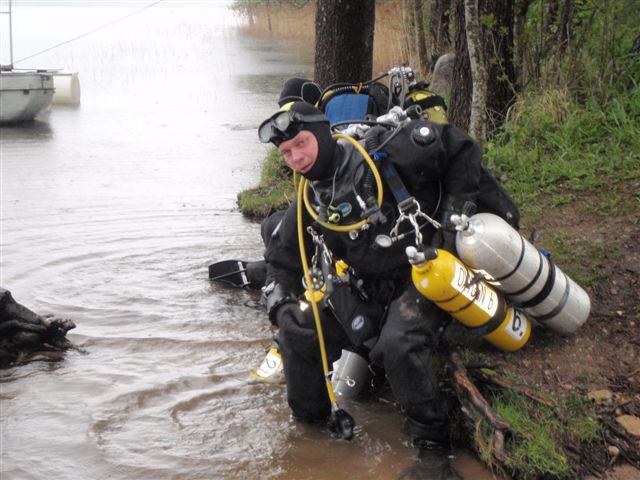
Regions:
[[263, 119, 484, 442]]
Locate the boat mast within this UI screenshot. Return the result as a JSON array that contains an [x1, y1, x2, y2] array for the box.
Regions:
[[1, 0, 13, 70]]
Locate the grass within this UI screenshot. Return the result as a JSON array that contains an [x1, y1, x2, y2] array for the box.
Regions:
[[539, 234, 610, 288], [474, 388, 600, 479], [484, 86, 640, 217], [236, 147, 295, 218]]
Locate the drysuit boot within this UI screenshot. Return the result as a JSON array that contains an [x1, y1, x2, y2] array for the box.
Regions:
[[399, 440, 462, 480]]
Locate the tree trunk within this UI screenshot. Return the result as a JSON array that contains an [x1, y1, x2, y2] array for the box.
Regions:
[[266, 0, 272, 34], [429, 0, 452, 70], [464, 0, 488, 145], [402, 0, 416, 68], [483, 0, 516, 135], [556, 0, 574, 54], [632, 31, 640, 55], [449, 0, 472, 131], [514, 0, 531, 87], [451, 0, 516, 136], [413, 0, 429, 77], [314, 0, 376, 87]]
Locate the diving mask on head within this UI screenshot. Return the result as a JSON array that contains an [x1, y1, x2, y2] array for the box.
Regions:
[[258, 109, 328, 146]]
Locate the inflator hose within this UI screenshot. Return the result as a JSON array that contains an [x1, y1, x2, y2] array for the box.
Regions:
[[361, 127, 384, 210]]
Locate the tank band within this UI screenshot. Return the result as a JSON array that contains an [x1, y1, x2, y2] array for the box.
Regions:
[[440, 272, 500, 326], [519, 256, 556, 309], [494, 234, 526, 282], [466, 298, 508, 335], [439, 269, 479, 314], [505, 249, 545, 298], [438, 290, 460, 304], [440, 295, 475, 315], [437, 264, 473, 304], [532, 271, 571, 322]]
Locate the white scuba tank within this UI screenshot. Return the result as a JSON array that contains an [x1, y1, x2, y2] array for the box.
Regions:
[[453, 213, 591, 334]]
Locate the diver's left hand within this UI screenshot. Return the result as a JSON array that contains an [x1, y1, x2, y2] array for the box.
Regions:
[[430, 229, 457, 255]]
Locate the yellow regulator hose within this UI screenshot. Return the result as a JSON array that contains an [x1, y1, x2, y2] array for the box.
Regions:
[[296, 179, 338, 406], [295, 132, 382, 433], [302, 133, 384, 232]]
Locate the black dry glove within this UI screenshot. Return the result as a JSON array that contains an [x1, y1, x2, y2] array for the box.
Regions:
[[430, 228, 457, 254], [275, 303, 319, 349], [432, 195, 477, 255], [263, 282, 297, 325]]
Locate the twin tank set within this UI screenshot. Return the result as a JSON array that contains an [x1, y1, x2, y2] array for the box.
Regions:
[[407, 212, 591, 352], [333, 212, 591, 399]]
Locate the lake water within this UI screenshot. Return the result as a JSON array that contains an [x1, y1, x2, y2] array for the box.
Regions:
[[1, 2, 496, 479]]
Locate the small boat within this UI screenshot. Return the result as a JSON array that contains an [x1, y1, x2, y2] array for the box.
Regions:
[[0, 0, 54, 124], [0, 70, 55, 123]]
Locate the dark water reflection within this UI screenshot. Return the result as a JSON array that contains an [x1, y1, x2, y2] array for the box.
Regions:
[[1, 2, 498, 479]]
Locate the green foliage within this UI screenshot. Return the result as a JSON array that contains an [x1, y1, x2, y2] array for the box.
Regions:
[[236, 148, 295, 218], [258, 146, 290, 185], [564, 394, 601, 442], [480, 14, 496, 30], [484, 85, 640, 216], [518, 0, 640, 100], [476, 389, 600, 479]]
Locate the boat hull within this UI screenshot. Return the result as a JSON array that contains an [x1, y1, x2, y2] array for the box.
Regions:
[[0, 71, 55, 123]]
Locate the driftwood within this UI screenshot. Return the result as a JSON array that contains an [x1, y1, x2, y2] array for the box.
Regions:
[[449, 352, 517, 462], [0, 288, 76, 366], [602, 419, 640, 469], [469, 368, 556, 408]]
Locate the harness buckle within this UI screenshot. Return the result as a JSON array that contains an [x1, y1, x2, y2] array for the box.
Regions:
[[397, 197, 420, 215]]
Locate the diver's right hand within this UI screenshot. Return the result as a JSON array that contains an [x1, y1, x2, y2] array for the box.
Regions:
[[275, 304, 318, 348], [264, 282, 296, 325]]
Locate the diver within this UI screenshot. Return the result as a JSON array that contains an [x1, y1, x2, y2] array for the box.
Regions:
[[277, 76, 322, 108], [257, 100, 487, 479]]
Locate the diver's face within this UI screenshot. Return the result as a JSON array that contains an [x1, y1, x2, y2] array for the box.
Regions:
[[278, 130, 318, 175]]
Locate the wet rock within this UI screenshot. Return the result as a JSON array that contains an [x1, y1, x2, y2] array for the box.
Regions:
[[615, 415, 640, 437], [587, 389, 614, 405], [430, 53, 454, 97], [0, 288, 76, 366], [586, 464, 640, 480]]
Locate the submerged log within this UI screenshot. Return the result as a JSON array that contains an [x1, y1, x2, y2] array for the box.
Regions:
[[449, 352, 517, 463], [0, 288, 76, 366]]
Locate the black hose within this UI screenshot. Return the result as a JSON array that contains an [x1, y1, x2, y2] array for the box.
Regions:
[[319, 81, 378, 108], [354, 127, 388, 224], [362, 130, 380, 201]]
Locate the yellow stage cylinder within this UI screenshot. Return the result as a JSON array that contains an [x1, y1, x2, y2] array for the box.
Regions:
[[407, 246, 531, 351]]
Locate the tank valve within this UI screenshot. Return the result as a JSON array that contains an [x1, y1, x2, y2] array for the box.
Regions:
[[450, 214, 472, 233], [406, 246, 426, 265]]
